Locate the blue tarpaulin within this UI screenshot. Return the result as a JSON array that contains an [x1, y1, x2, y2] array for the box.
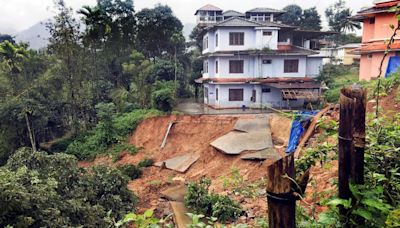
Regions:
[[286, 111, 318, 154], [385, 56, 400, 77]]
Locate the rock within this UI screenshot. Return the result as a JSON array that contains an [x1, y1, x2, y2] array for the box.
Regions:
[[238, 216, 247, 223]]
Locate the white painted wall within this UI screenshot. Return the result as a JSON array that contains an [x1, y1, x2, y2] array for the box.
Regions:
[[203, 27, 279, 54], [306, 57, 323, 77], [204, 56, 317, 78], [206, 84, 306, 108]]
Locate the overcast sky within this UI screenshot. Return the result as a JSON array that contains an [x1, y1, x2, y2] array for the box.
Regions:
[[0, 0, 371, 34]]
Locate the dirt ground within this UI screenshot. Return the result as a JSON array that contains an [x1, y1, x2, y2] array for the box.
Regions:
[[124, 115, 279, 215], [79, 114, 290, 218]]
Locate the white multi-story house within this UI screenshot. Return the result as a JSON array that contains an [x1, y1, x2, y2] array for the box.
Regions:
[[195, 5, 327, 109]]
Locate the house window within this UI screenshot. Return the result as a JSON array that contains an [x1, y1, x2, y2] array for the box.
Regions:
[[367, 54, 373, 60], [251, 89, 256, 102], [263, 31, 272, 36], [216, 88, 218, 101], [229, 60, 244, 73], [203, 36, 208, 49], [203, 61, 208, 73], [229, 32, 244, 45], [284, 59, 299, 73], [215, 60, 218, 73], [262, 88, 271, 93], [229, 89, 244, 101], [262, 59, 272, 64], [215, 33, 218, 47]]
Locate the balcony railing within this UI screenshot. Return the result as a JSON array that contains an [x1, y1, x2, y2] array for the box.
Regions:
[[197, 16, 224, 23]]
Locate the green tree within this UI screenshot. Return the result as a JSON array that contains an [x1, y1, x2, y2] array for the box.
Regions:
[[280, 4, 303, 27], [301, 7, 322, 31], [136, 5, 184, 58], [325, 0, 361, 33], [189, 25, 207, 49], [122, 51, 155, 108]]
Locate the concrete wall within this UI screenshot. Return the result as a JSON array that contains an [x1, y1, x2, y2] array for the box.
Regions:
[[203, 55, 314, 78], [359, 52, 395, 80], [203, 27, 279, 54], [306, 57, 323, 77], [205, 83, 306, 109]]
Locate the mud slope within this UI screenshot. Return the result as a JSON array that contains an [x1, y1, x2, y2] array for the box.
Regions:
[[121, 114, 275, 212]]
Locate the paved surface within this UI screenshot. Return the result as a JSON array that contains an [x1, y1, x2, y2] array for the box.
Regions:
[[234, 117, 269, 132], [154, 153, 200, 173], [170, 201, 192, 228], [211, 131, 273, 155], [161, 185, 186, 202], [175, 99, 273, 115]]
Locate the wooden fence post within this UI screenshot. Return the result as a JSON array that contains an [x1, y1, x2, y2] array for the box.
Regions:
[[266, 153, 295, 228], [338, 86, 367, 225]]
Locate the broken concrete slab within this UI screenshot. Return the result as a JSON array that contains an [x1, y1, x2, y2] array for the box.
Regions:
[[160, 185, 186, 202], [170, 201, 192, 228], [154, 153, 200, 173], [240, 148, 282, 161], [211, 131, 274, 155], [234, 117, 269, 133]]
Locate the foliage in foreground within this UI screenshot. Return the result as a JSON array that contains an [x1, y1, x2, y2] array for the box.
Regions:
[[297, 113, 400, 227], [0, 148, 137, 227], [185, 178, 243, 223], [65, 108, 162, 160]]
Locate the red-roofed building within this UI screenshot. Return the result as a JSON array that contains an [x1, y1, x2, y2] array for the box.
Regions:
[[352, 0, 400, 80]]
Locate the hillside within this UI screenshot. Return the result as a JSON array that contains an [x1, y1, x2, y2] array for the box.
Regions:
[[15, 21, 50, 49]]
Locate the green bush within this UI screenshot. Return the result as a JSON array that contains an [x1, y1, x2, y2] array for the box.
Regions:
[[185, 178, 242, 223], [118, 164, 142, 180], [1, 148, 137, 227], [151, 81, 176, 112], [65, 109, 162, 160], [137, 158, 154, 168]]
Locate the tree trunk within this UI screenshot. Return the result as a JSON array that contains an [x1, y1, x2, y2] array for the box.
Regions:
[[25, 111, 37, 152]]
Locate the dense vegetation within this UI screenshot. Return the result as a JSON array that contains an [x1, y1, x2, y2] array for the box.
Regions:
[[0, 148, 137, 227], [185, 178, 243, 223], [0, 0, 198, 164]]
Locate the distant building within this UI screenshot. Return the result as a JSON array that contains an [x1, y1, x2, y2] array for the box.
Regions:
[[195, 5, 333, 109], [352, 0, 400, 80], [321, 43, 361, 65]]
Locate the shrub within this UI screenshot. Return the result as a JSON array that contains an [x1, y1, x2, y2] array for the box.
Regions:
[[1, 148, 137, 227], [151, 81, 176, 112], [65, 109, 162, 160], [118, 164, 142, 180], [185, 178, 242, 223], [137, 158, 154, 168]]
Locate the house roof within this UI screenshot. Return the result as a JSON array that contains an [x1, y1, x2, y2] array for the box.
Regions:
[[211, 17, 266, 27], [195, 4, 223, 15], [351, 0, 400, 21], [207, 16, 293, 30], [337, 43, 362, 49], [222, 10, 245, 17], [351, 42, 400, 54], [195, 77, 317, 85], [246, 7, 285, 14]]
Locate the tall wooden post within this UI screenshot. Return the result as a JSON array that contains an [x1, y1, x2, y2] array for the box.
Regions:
[[338, 86, 367, 225], [338, 89, 355, 221], [266, 153, 295, 228]]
